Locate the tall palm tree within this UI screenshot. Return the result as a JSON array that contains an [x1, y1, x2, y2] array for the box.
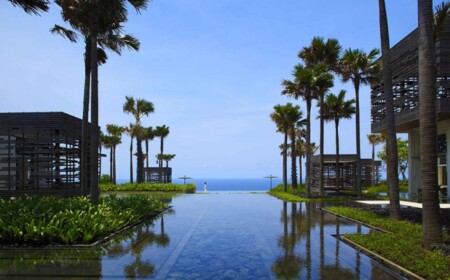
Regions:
[[339, 48, 380, 198], [282, 64, 333, 197], [367, 133, 385, 187], [125, 123, 139, 184], [57, 0, 148, 203], [377, 0, 401, 220], [154, 125, 170, 183], [142, 127, 155, 169], [299, 37, 341, 196], [8, 0, 49, 14], [322, 90, 355, 190], [418, 0, 443, 248], [123, 96, 155, 183], [54, 0, 141, 198], [295, 128, 307, 186], [105, 124, 124, 185], [270, 103, 302, 191]]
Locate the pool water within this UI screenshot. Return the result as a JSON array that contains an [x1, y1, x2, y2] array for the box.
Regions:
[[0, 193, 404, 279]]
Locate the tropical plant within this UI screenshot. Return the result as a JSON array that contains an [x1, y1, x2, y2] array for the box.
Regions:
[[142, 127, 155, 168], [123, 96, 155, 183], [295, 128, 306, 186], [418, 0, 443, 248], [154, 125, 170, 183], [125, 123, 138, 184], [157, 154, 176, 168], [104, 124, 125, 184], [8, 0, 49, 14], [55, 0, 149, 204], [271, 103, 302, 190], [367, 133, 386, 187], [339, 48, 380, 198], [377, 0, 401, 220], [299, 37, 341, 196], [377, 139, 409, 181], [282, 64, 333, 197], [322, 90, 355, 191]]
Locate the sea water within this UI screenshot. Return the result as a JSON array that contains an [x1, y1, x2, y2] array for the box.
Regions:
[[117, 178, 285, 192]]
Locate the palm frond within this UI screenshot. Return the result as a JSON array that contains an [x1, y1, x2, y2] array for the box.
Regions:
[[50, 24, 79, 43]]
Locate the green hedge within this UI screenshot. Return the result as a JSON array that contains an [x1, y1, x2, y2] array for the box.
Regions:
[[0, 195, 166, 245], [268, 184, 347, 203], [325, 207, 450, 280], [100, 182, 196, 193]]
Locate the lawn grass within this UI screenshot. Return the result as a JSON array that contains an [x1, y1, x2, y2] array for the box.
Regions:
[[100, 182, 196, 193], [325, 207, 450, 280], [268, 184, 349, 203], [0, 195, 166, 245]]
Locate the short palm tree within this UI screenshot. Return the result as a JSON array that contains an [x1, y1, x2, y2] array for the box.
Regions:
[[367, 133, 386, 187], [105, 124, 125, 185], [158, 154, 176, 168], [299, 37, 341, 197], [282, 64, 333, 197], [418, 0, 443, 248], [123, 96, 155, 183], [154, 125, 170, 183], [142, 127, 155, 169], [322, 90, 355, 190], [8, 0, 49, 14], [339, 48, 380, 197]]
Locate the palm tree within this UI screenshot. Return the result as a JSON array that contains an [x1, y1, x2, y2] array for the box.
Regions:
[[158, 154, 176, 168], [339, 48, 380, 198], [154, 125, 170, 183], [282, 64, 333, 197], [123, 96, 155, 183], [270, 103, 302, 191], [418, 0, 443, 248], [367, 133, 385, 188], [57, 0, 149, 203], [377, 0, 401, 220], [295, 128, 307, 186], [142, 127, 155, 169], [125, 123, 138, 184], [299, 37, 341, 197], [54, 0, 141, 198], [105, 124, 124, 185], [8, 0, 49, 15], [322, 90, 355, 190]]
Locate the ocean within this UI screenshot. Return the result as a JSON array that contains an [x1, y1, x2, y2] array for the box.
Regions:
[[116, 178, 284, 192]]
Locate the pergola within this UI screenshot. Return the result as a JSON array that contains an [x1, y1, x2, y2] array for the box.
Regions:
[[0, 112, 87, 198], [310, 154, 381, 190]]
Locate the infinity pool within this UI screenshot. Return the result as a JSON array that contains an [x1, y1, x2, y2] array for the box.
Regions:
[[0, 193, 403, 279]]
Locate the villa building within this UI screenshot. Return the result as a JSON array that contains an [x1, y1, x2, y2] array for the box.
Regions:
[[0, 112, 91, 198], [310, 154, 380, 190], [370, 21, 450, 201]]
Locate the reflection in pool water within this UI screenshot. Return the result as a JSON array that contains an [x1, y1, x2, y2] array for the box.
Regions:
[[0, 193, 403, 279]]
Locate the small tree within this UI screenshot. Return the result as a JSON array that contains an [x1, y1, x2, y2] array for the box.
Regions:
[[377, 138, 408, 181]]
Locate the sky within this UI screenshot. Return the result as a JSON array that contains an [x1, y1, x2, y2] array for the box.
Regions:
[[0, 0, 421, 180]]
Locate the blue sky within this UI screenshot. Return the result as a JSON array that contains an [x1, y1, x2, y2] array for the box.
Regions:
[[1, 1, 419, 180]]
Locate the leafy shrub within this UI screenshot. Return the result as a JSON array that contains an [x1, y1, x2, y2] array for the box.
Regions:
[[0, 195, 166, 245], [100, 182, 196, 193]]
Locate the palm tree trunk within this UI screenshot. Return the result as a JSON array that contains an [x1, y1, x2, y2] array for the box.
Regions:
[[354, 82, 362, 198], [379, 0, 401, 219], [418, 0, 443, 247], [130, 136, 134, 184], [291, 129, 297, 189], [305, 98, 312, 198], [335, 119, 340, 191], [81, 38, 91, 196], [145, 139, 149, 168], [136, 138, 143, 183], [371, 144, 375, 188], [113, 145, 117, 184], [319, 96, 324, 196], [159, 137, 163, 183], [109, 147, 112, 182], [89, 12, 100, 204], [299, 156, 303, 186], [283, 133, 288, 192]]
